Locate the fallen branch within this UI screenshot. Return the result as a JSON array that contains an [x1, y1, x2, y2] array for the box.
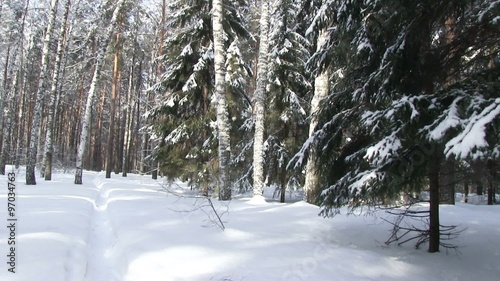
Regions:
[[161, 182, 228, 231]]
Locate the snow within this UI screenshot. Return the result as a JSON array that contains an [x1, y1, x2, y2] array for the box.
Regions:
[[1, 167, 499, 281], [180, 44, 193, 57], [426, 97, 463, 141], [164, 124, 188, 144], [445, 98, 500, 159], [365, 132, 402, 166]]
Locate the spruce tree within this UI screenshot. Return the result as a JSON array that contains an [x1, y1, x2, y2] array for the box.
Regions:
[[294, 0, 500, 252], [266, 0, 312, 202], [148, 0, 251, 195]]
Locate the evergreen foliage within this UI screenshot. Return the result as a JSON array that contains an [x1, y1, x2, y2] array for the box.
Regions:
[[265, 0, 312, 200], [148, 0, 251, 193], [294, 0, 499, 218]]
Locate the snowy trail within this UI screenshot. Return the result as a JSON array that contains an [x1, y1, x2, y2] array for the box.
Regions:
[[84, 176, 120, 281], [0, 169, 498, 281]]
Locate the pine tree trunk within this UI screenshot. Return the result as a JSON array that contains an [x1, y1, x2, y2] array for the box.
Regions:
[[122, 65, 135, 177], [0, 46, 12, 175], [487, 183, 494, 205], [464, 181, 469, 203], [26, 0, 59, 185], [122, 64, 134, 177], [115, 98, 124, 174], [477, 180, 483, 196], [487, 160, 496, 205], [0, 46, 11, 174], [132, 60, 143, 173], [428, 149, 441, 253], [44, 0, 70, 181], [252, 0, 270, 197], [304, 29, 329, 204], [149, 0, 167, 180], [75, 0, 127, 184], [95, 86, 107, 170], [106, 33, 121, 179], [213, 0, 231, 200]]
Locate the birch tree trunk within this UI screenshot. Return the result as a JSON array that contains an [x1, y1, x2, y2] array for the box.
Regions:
[[304, 29, 329, 203], [13, 0, 30, 169], [14, 71, 26, 169], [252, 0, 270, 197], [26, 0, 59, 185], [0, 70, 19, 175], [75, 0, 127, 184], [44, 0, 71, 181], [212, 0, 231, 200]]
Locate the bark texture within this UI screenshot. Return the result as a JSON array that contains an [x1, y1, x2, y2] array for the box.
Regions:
[[252, 0, 270, 197], [75, 0, 127, 184], [26, 0, 59, 185], [44, 0, 71, 181], [213, 0, 231, 200], [304, 29, 329, 203]]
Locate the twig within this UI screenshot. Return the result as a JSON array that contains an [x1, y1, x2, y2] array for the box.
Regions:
[[161, 182, 228, 231]]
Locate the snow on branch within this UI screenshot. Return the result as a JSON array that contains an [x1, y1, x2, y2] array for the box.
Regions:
[[364, 132, 402, 167], [421, 96, 464, 141], [165, 124, 188, 144], [445, 98, 500, 159]]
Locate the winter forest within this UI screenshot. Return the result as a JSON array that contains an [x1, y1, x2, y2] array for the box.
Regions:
[[0, 0, 499, 265]]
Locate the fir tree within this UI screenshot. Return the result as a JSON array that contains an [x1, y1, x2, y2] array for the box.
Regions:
[[293, 0, 500, 252], [148, 0, 251, 195], [265, 0, 312, 202]]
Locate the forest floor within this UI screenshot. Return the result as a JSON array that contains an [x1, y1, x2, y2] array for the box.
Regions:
[[0, 167, 499, 281]]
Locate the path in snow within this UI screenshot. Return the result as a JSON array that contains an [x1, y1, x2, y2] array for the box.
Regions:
[[84, 175, 120, 281]]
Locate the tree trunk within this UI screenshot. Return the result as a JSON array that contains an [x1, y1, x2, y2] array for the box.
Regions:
[[122, 58, 139, 177], [149, 0, 167, 180], [428, 149, 441, 253], [14, 67, 26, 169], [279, 165, 287, 203], [26, 0, 59, 185], [44, 0, 70, 181], [122, 63, 134, 177], [476, 180, 483, 196], [439, 159, 455, 204], [487, 160, 496, 205], [131, 60, 143, 173], [94, 85, 107, 171], [0, 46, 13, 174], [252, 0, 270, 197], [0, 71, 19, 175], [106, 32, 121, 178], [0, 46, 11, 174], [75, 0, 127, 184], [464, 181, 469, 203], [304, 29, 329, 204], [487, 183, 494, 205], [213, 0, 231, 200], [115, 96, 124, 174]]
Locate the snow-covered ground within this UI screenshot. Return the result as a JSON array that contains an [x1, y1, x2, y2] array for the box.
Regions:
[[0, 167, 499, 281]]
